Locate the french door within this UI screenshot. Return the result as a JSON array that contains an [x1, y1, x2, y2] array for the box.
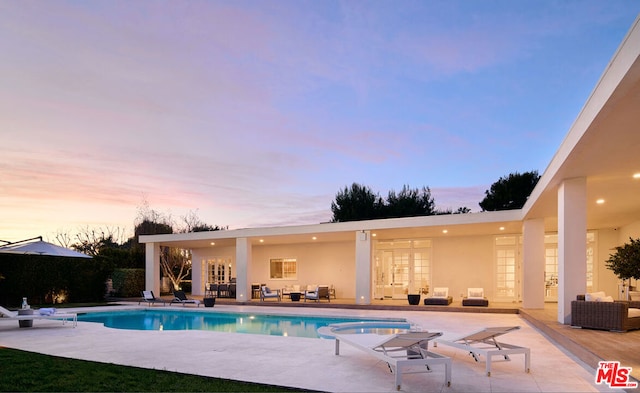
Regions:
[[374, 239, 431, 300]]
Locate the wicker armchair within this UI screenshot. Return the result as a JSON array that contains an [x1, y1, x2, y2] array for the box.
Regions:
[[571, 295, 640, 332]]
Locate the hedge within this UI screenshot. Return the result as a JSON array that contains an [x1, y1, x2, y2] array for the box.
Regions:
[[110, 268, 145, 297], [0, 254, 113, 307]]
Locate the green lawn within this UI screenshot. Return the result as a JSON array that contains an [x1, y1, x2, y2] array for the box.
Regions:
[[0, 348, 313, 392]]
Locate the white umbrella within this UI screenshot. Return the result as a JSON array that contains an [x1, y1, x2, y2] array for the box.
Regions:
[[0, 236, 92, 259]]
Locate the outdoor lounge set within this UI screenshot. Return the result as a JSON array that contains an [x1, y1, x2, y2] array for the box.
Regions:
[[261, 284, 334, 302], [326, 323, 529, 390], [422, 287, 488, 307], [571, 292, 640, 332]]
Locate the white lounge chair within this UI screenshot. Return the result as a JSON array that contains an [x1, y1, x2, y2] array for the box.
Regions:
[[0, 305, 77, 327], [332, 330, 451, 390], [434, 326, 530, 376]]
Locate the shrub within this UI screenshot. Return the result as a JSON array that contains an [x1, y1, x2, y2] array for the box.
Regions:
[[111, 268, 145, 297]]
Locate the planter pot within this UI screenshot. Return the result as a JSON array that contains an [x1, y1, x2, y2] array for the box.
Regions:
[[290, 293, 301, 302], [203, 297, 216, 308], [18, 309, 34, 328], [407, 294, 421, 305]]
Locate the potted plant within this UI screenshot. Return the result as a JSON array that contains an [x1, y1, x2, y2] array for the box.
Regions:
[[405, 285, 422, 306], [606, 237, 640, 299]]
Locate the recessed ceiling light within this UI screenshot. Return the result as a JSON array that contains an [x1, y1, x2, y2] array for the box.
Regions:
[[499, 227, 505, 231], [312, 236, 317, 240], [634, 173, 640, 179], [442, 229, 448, 234], [372, 233, 377, 237], [210, 242, 215, 246], [596, 199, 605, 204]]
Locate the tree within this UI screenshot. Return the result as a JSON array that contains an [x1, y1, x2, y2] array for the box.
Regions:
[[436, 206, 472, 215], [331, 183, 447, 222], [179, 210, 227, 233], [385, 185, 435, 218], [331, 183, 385, 222], [134, 202, 227, 291], [479, 171, 540, 211], [606, 237, 640, 285], [69, 226, 129, 256]]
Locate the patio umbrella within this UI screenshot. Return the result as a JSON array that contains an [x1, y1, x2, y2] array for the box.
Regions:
[[0, 236, 92, 259]]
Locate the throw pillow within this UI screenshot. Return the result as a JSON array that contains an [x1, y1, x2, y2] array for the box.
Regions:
[[433, 288, 448, 298], [468, 288, 484, 299], [585, 291, 606, 301]]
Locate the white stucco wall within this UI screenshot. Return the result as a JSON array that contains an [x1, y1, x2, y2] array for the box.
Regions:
[[250, 241, 356, 298], [596, 229, 622, 298], [431, 235, 495, 302]]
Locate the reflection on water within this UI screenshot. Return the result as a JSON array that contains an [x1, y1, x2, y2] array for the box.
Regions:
[[78, 310, 405, 338]]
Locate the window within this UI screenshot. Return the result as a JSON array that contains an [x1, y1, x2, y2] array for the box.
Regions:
[[270, 258, 297, 279]]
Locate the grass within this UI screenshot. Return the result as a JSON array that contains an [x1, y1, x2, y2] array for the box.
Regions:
[[0, 347, 311, 392]]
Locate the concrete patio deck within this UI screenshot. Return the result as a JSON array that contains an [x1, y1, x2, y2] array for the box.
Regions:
[[1, 301, 637, 392]]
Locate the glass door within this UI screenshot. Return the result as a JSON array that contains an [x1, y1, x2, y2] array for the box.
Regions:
[[495, 236, 520, 302], [206, 257, 232, 284], [374, 239, 431, 300]]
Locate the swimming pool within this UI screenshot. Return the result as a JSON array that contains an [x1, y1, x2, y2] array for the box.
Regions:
[[77, 310, 407, 338]]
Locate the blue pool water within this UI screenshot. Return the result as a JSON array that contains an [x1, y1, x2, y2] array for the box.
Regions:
[[77, 310, 407, 338]]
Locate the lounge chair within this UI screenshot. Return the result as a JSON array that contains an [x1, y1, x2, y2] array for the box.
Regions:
[[424, 287, 453, 305], [260, 286, 281, 302], [462, 287, 489, 306], [171, 290, 201, 307], [434, 326, 530, 376], [332, 330, 451, 390], [304, 285, 330, 302], [0, 305, 77, 327], [138, 290, 166, 306]]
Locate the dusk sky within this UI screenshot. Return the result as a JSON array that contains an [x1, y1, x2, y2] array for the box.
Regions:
[[1, 1, 639, 243]]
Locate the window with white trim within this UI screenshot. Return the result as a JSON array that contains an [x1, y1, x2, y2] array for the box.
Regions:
[[270, 258, 297, 279]]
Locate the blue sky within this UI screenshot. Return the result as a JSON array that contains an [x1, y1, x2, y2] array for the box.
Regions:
[[1, 1, 639, 242]]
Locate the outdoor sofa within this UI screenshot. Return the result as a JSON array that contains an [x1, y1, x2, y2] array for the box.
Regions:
[[571, 293, 640, 332], [424, 287, 453, 305]]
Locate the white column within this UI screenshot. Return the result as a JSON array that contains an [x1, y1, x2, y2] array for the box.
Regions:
[[145, 242, 161, 295], [235, 238, 250, 303], [522, 218, 545, 309], [558, 178, 587, 324], [355, 230, 372, 305], [191, 250, 204, 296]]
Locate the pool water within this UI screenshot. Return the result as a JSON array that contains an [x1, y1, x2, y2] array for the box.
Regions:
[[77, 310, 407, 338]]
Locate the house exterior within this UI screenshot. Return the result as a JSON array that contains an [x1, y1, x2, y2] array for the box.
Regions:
[[140, 16, 640, 325]]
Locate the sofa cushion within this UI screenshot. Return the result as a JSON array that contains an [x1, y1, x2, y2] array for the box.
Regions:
[[432, 287, 449, 298], [467, 288, 484, 299], [597, 295, 614, 302], [629, 308, 640, 319], [585, 291, 606, 301]]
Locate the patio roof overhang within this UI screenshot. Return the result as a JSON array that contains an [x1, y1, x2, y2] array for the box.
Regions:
[[139, 210, 523, 249]]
